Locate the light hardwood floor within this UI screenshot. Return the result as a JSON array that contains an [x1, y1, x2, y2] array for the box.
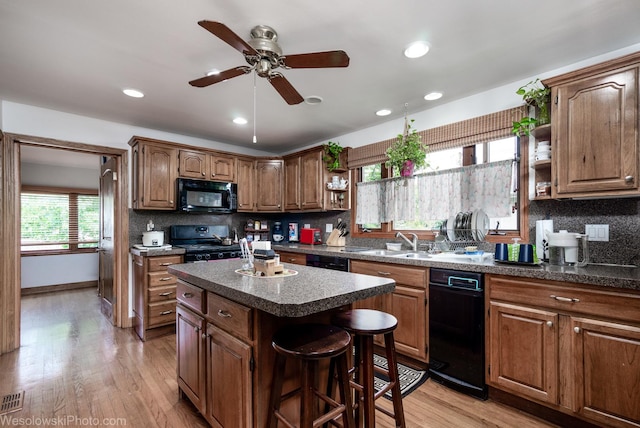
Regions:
[[0, 289, 557, 428]]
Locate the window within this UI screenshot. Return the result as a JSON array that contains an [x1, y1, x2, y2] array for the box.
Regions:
[[21, 186, 99, 254], [349, 106, 528, 241]]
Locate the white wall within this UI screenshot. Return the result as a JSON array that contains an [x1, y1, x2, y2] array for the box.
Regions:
[[21, 253, 99, 288], [21, 161, 99, 188]]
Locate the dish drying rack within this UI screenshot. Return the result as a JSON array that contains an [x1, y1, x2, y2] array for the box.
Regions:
[[435, 229, 490, 252]]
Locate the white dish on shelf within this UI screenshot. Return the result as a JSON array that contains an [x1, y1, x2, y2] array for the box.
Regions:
[[475, 209, 489, 241], [447, 215, 456, 241]]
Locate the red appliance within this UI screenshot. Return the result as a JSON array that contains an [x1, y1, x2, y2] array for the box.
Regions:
[[300, 228, 322, 245]]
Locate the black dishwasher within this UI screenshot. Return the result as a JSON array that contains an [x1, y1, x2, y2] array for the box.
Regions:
[[429, 268, 487, 399], [305, 254, 349, 271]]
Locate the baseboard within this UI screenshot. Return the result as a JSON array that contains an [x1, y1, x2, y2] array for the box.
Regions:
[[21, 280, 97, 296]]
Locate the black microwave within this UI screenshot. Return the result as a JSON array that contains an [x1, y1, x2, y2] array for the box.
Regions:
[[177, 178, 237, 213]]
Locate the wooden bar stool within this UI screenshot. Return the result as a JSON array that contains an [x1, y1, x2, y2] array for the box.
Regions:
[[268, 323, 355, 428], [329, 309, 406, 428]]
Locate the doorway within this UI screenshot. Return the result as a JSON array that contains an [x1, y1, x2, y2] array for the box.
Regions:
[[0, 132, 129, 354]]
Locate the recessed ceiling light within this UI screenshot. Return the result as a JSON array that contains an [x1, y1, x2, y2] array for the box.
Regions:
[[376, 109, 392, 116], [123, 88, 144, 98], [305, 95, 323, 105], [424, 92, 443, 101], [206, 69, 221, 76], [233, 117, 248, 125], [404, 41, 430, 59]]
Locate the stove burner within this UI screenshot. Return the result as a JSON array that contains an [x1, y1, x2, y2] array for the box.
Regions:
[[170, 225, 241, 263]]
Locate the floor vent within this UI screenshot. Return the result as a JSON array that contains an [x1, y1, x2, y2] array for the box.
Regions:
[[0, 391, 24, 415]]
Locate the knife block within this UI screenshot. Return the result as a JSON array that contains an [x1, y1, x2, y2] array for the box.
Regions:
[[326, 229, 345, 247]]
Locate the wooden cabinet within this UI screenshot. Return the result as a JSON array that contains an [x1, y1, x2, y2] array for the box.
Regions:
[[487, 274, 640, 427], [284, 150, 324, 211], [277, 251, 307, 265], [132, 253, 182, 341], [544, 52, 640, 198], [177, 284, 254, 428], [350, 260, 428, 361], [178, 149, 237, 182], [130, 137, 178, 210], [238, 158, 283, 212]]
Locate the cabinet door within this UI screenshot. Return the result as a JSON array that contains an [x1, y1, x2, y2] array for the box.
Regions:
[[389, 285, 427, 360], [554, 67, 639, 196], [210, 153, 236, 182], [141, 143, 177, 209], [283, 156, 301, 210], [237, 158, 255, 211], [255, 160, 283, 212], [299, 150, 323, 210], [176, 306, 205, 413], [571, 317, 640, 427], [489, 301, 559, 405], [179, 149, 207, 179], [205, 323, 253, 428]]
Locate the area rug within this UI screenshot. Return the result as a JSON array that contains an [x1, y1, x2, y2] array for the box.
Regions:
[[373, 353, 427, 399]]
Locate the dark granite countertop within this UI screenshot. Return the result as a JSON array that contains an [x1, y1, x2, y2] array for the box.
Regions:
[[130, 247, 186, 257], [274, 244, 640, 291], [168, 259, 395, 317]]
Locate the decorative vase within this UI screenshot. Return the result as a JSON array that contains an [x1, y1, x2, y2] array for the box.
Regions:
[[535, 103, 551, 125], [400, 160, 415, 177]]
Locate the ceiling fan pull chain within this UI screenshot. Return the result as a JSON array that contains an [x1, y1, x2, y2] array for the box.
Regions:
[[253, 71, 257, 143]]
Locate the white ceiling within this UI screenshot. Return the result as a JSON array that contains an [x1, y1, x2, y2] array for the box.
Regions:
[[2, 0, 640, 155]]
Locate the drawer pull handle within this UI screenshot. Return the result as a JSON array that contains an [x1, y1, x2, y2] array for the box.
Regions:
[[377, 271, 391, 276], [159, 277, 173, 281], [160, 263, 173, 266], [159, 292, 172, 296], [550, 295, 579, 303], [574, 326, 581, 334], [546, 321, 553, 327], [182, 292, 193, 298], [217, 310, 232, 318], [160, 310, 173, 315]]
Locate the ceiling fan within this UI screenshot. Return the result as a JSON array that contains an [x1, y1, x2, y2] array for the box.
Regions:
[[189, 21, 350, 105]]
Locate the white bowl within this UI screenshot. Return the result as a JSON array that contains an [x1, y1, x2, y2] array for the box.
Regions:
[[386, 243, 402, 251]]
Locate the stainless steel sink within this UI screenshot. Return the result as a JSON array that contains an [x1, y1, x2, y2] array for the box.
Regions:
[[356, 249, 404, 256], [390, 252, 431, 260]]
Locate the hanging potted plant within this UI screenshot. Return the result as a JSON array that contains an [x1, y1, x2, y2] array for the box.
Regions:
[[385, 119, 428, 177], [512, 78, 551, 136], [322, 141, 344, 172]]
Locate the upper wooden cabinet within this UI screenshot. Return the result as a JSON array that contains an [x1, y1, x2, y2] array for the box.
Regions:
[[544, 52, 640, 198], [130, 137, 178, 210], [237, 158, 283, 212], [284, 149, 324, 211], [178, 149, 236, 182]]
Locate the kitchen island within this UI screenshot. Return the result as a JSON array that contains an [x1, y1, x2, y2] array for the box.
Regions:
[[168, 259, 395, 428]]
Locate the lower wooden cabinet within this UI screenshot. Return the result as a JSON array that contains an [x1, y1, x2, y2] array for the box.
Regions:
[[277, 251, 307, 265], [177, 282, 254, 428], [350, 260, 428, 362], [487, 274, 640, 428], [133, 253, 182, 341]]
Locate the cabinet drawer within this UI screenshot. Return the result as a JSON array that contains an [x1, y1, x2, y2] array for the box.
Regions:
[[177, 280, 205, 313], [488, 275, 640, 323], [148, 285, 176, 303], [351, 260, 426, 288], [148, 271, 177, 287], [278, 251, 306, 265], [148, 255, 182, 272], [148, 301, 177, 327], [207, 292, 252, 341]]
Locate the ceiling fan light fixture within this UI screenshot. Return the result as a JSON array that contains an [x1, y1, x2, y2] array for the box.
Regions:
[[404, 41, 430, 58], [305, 96, 323, 105], [424, 91, 443, 101], [233, 117, 248, 125], [376, 109, 392, 116], [122, 88, 144, 98]]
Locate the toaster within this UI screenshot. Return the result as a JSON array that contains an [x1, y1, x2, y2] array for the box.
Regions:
[[300, 228, 322, 245]]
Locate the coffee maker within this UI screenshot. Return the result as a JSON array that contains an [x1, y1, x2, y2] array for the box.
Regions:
[[546, 230, 589, 267], [272, 222, 285, 242]]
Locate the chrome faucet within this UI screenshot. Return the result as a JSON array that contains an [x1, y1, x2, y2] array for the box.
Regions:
[[395, 232, 418, 251]]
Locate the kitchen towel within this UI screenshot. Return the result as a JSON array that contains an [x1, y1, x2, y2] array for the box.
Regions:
[[535, 219, 554, 261]]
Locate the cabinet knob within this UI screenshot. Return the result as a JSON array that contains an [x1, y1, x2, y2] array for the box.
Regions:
[[201, 333, 210, 339], [546, 321, 553, 327], [202, 172, 205, 176], [194, 326, 200, 332], [625, 175, 634, 183], [574, 326, 581, 334]]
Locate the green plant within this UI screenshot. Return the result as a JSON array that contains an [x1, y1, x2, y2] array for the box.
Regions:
[[322, 141, 344, 171], [385, 119, 428, 176], [512, 78, 551, 136]]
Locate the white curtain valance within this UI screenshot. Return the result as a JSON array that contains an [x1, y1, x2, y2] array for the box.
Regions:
[[355, 159, 514, 225]]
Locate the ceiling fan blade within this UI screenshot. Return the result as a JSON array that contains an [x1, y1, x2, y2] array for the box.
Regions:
[[268, 74, 304, 105], [283, 50, 350, 68], [198, 21, 258, 56], [189, 66, 250, 87]]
